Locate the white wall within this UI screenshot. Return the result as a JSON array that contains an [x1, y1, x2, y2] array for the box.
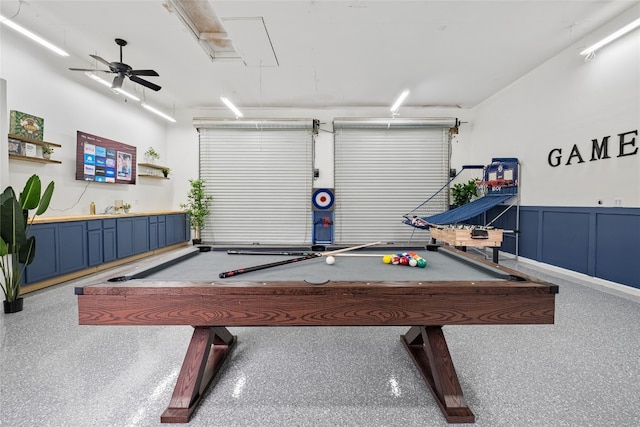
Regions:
[[469, 5, 640, 207], [1, 29, 172, 216]]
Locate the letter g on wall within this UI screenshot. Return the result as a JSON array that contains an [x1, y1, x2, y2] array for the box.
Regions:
[[548, 148, 562, 167]]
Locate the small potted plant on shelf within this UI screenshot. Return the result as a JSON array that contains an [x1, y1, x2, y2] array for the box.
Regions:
[[161, 167, 171, 178], [144, 147, 160, 164], [122, 203, 131, 213], [180, 179, 213, 245], [42, 145, 54, 160], [0, 174, 55, 313]]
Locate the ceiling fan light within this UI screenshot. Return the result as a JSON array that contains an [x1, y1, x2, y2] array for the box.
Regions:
[[0, 14, 69, 56]]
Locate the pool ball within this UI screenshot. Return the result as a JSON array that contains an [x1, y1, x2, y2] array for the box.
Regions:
[[399, 257, 409, 266], [326, 255, 335, 265], [417, 258, 427, 268], [409, 258, 418, 267], [391, 256, 400, 265], [382, 255, 392, 264]]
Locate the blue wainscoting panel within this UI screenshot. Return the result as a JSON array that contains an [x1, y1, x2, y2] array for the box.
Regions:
[[471, 205, 639, 289], [541, 211, 590, 274], [518, 209, 539, 260], [595, 212, 640, 288]]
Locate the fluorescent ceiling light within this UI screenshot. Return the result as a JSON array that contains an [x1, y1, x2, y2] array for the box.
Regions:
[[390, 89, 410, 113], [86, 72, 112, 88], [580, 17, 640, 55], [113, 88, 140, 102], [220, 96, 244, 118], [141, 102, 176, 123], [0, 14, 69, 56], [85, 72, 140, 101]]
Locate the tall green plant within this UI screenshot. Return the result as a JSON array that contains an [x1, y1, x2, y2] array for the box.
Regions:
[[180, 179, 213, 240], [0, 175, 55, 302]]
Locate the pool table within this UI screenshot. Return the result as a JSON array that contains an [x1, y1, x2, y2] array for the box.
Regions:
[[75, 245, 557, 424]]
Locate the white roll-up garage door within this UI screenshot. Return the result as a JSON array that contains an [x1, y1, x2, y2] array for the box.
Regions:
[[333, 118, 456, 244], [194, 119, 314, 244]]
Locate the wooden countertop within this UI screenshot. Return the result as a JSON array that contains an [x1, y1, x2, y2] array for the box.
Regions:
[[31, 211, 186, 223]]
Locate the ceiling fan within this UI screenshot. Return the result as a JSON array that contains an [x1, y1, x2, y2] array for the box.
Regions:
[[69, 38, 161, 91]]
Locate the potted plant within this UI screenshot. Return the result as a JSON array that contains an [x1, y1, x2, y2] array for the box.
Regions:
[[451, 179, 479, 207], [0, 174, 55, 313], [42, 145, 54, 160], [144, 147, 160, 164], [122, 203, 131, 213], [180, 179, 213, 245], [161, 167, 171, 178]]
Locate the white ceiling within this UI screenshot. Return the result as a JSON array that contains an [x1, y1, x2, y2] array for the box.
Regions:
[[1, 1, 638, 112]]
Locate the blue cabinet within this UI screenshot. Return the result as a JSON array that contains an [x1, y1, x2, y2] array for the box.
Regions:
[[133, 217, 149, 254], [103, 219, 116, 262], [116, 217, 135, 258], [149, 216, 158, 250], [87, 220, 103, 267], [23, 223, 59, 283], [22, 213, 188, 287]]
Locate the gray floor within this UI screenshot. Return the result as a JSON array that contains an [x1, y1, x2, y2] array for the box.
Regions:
[[1, 249, 639, 427]]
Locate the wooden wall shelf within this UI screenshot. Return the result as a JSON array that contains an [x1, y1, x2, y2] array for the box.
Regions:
[[139, 174, 169, 179], [8, 133, 62, 164], [138, 162, 170, 179], [9, 133, 62, 148], [9, 154, 62, 164]]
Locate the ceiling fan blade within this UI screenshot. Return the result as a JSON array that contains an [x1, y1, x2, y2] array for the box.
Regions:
[[112, 74, 125, 89], [89, 54, 112, 68], [129, 69, 159, 77], [129, 75, 161, 92], [69, 67, 112, 72]]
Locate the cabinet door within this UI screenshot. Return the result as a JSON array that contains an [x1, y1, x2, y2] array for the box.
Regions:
[[87, 229, 103, 266], [87, 220, 102, 267], [59, 221, 88, 274], [149, 216, 158, 250], [133, 217, 149, 254], [103, 228, 116, 262], [158, 216, 166, 247], [117, 218, 135, 258], [23, 223, 59, 284]]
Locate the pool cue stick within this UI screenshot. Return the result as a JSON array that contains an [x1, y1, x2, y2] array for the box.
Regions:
[[218, 253, 320, 278], [320, 241, 382, 256], [332, 253, 385, 257], [218, 241, 381, 278], [227, 250, 315, 256]]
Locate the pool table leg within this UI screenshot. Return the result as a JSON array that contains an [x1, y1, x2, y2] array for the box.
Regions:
[[401, 326, 475, 423], [161, 326, 237, 423]]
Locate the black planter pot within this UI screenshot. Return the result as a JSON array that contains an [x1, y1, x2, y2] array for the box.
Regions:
[[3, 297, 24, 314], [192, 238, 202, 245]]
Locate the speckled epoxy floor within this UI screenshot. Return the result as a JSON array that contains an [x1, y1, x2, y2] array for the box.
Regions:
[[1, 249, 639, 427]]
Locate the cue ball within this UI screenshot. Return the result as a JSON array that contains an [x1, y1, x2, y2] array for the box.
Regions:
[[326, 256, 335, 265]]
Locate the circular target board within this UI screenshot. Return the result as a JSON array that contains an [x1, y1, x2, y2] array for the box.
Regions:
[[312, 188, 334, 211]]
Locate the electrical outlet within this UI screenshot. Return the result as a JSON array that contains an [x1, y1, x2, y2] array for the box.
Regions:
[[614, 198, 622, 206]]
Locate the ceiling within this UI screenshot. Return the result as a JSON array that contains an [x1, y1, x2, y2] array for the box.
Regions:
[[1, 1, 638, 113]]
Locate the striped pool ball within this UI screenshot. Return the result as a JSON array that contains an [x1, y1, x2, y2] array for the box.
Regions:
[[409, 258, 418, 267], [391, 256, 400, 265]]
